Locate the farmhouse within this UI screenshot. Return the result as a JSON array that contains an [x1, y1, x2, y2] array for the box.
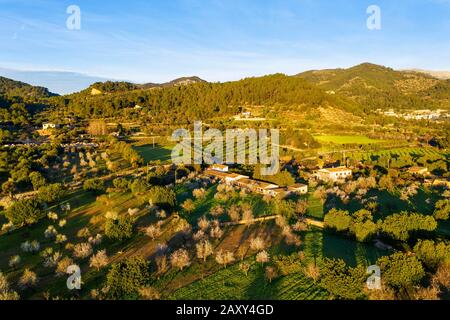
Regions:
[[234, 178, 279, 195], [287, 183, 308, 195], [211, 164, 229, 172], [204, 169, 249, 184], [42, 123, 57, 130], [407, 166, 429, 176], [316, 167, 352, 182]]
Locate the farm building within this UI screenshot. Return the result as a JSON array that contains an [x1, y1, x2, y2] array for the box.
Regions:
[[287, 183, 308, 195], [316, 167, 352, 182], [234, 178, 279, 195], [204, 169, 249, 184], [211, 164, 229, 172], [42, 123, 58, 130]]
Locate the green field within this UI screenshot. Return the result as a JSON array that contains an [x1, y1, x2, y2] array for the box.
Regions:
[[169, 259, 329, 300], [350, 147, 447, 161], [314, 135, 384, 145], [134, 144, 173, 163]]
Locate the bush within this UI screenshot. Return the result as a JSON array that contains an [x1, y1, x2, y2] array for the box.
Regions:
[[38, 183, 66, 203], [105, 215, 135, 241], [83, 178, 106, 194]]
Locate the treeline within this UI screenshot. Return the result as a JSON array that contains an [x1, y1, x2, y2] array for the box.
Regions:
[[51, 74, 361, 122]]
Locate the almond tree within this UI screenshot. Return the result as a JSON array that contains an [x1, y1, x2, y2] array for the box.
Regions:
[[170, 249, 191, 271], [145, 224, 162, 240], [196, 240, 213, 263], [215, 250, 235, 268], [198, 217, 210, 231], [256, 251, 270, 265], [250, 237, 265, 251], [303, 263, 320, 283], [89, 250, 109, 271], [239, 262, 251, 276], [19, 269, 39, 290], [265, 266, 278, 283]]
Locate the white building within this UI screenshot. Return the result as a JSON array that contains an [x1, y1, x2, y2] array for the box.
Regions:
[[317, 167, 352, 182], [211, 164, 229, 172], [42, 123, 57, 130]]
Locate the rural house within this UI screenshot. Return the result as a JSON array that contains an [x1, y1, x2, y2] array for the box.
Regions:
[[316, 167, 352, 182]]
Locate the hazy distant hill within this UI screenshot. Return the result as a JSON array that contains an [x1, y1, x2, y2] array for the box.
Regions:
[[405, 69, 450, 80], [296, 63, 450, 110], [0, 67, 110, 95], [88, 76, 207, 94], [0, 76, 55, 99]]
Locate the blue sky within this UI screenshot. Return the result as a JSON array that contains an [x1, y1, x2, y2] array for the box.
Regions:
[[1, 0, 449, 91]]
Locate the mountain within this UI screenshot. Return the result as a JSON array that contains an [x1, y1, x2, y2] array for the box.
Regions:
[[296, 63, 450, 110], [141, 76, 206, 89], [88, 76, 207, 94], [0, 67, 110, 95], [0, 76, 56, 99], [53, 73, 361, 122], [405, 69, 450, 80]]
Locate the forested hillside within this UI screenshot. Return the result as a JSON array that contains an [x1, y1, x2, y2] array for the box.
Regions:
[[52, 74, 361, 122], [297, 63, 450, 110]]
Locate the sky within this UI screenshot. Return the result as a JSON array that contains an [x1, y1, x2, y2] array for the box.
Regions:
[[0, 0, 450, 93]]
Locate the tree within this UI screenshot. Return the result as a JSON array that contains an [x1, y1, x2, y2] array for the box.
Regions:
[[350, 209, 378, 242], [2, 180, 16, 199], [196, 240, 213, 263], [148, 186, 176, 208], [105, 215, 135, 241], [0, 272, 19, 300], [265, 266, 278, 283], [256, 251, 270, 265], [379, 212, 437, 241], [377, 252, 425, 289], [181, 199, 196, 213], [87, 120, 107, 136], [413, 240, 450, 269], [250, 237, 265, 251], [319, 258, 367, 300], [170, 249, 191, 271], [89, 250, 109, 271], [83, 178, 106, 194], [303, 263, 320, 283], [38, 183, 66, 203], [5, 198, 44, 227], [145, 224, 162, 240], [324, 209, 352, 232], [29, 171, 46, 190], [239, 262, 251, 276], [106, 257, 150, 299], [215, 250, 235, 268], [73, 243, 93, 259], [434, 200, 450, 221], [18, 268, 39, 290]]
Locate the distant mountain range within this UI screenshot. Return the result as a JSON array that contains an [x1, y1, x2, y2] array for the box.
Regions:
[[405, 69, 450, 80], [0, 67, 112, 95]]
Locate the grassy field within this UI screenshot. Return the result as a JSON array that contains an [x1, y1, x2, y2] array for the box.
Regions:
[[349, 147, 447, 161], [169, 258, 329, 300], [314, 135, 384, 145], [134, 144, 173, 163]]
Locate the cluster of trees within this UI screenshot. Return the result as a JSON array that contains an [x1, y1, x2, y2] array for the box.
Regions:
[[109, 140, 143, 168], [324, 209, 437, 242]]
